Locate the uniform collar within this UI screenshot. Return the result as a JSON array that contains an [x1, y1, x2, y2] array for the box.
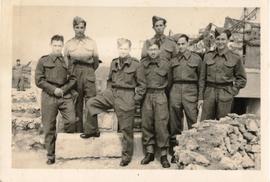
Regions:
[[144, 56, 161, 67], [113, 56, 132, 70], [49, 54, 63, 62], [214, 47, 230, 60], [178, 50, 191, 60], [154, 34, 166, 41]]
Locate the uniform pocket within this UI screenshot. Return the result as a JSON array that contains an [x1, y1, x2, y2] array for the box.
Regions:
[[43, 62, 56, 81], [219, 88, 234, 102], [223, 61, 235, 77], [124, 68, 136, 85]]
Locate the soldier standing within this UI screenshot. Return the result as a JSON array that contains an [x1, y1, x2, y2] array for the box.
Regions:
[[140, 40, 171, 168], [13, 59, 31, 91], [141, 16, 178, 61], [35, 35, 77, 165], [84, 38, 146, 166], [64, 16, 100, 133], [168, 34, 204, 163], [201, 28, 247, 120]]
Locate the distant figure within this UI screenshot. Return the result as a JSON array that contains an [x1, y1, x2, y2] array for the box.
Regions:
[[13, 59, 31, 91], [64, 16, 100, 133]]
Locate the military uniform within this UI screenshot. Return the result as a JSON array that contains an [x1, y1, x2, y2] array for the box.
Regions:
[[141, 56, 170, 156], [86, 56, 146, 162], [169, 50, 204, 134], [64, 36, 99, 132], [13, 64, 25, 91], [141, 35, 178, 61], [35, 54, 77, 160], [201, 47, 247, 120]]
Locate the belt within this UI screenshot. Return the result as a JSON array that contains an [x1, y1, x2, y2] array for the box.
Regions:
[[48, 81, 65, 87], [73, 59, 93, 67], [173, 80, 197, 84], [112, 85, 135, 90], [206, 81, 233, 88], [147, 88, 165, 93]]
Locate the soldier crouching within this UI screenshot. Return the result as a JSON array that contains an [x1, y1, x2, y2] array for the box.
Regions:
[[82, 38, 146, 167], [140, 40, 171, 168], [35, 35, 77, 165]]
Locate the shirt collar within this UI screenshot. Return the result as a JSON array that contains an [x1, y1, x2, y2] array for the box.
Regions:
[[144, 57, 161, 67], [214, 47, 230, 60], [113, 56, 132, 70], [49, 54, 63, 62], [154, 34, 166, 41], [177, 50, 191, 60]]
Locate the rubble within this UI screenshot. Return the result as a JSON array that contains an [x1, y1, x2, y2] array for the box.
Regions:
[[174, 114, 260, 170]]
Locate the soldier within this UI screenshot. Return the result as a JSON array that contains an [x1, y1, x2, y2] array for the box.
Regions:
[[168, 34, 204, 163], [140, 40, 171, 168], [13, 59, 31, 91], [201, 28, 247, 120], [141, 16, 178, 61], [84, 38, 146, 166], [35, 35, 77, 165], [64, 16, 99, 133]]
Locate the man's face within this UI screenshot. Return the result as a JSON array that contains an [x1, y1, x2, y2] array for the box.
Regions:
[[118, 43, 131, 58], [51, 40, 63, 55], [16, 61, 20, 66], [147, 44, 160, 59], [177, 37, 189, 53], [74, 22, 86, 38], [215, 33, 228, 50], [153, 20, 166, 35]]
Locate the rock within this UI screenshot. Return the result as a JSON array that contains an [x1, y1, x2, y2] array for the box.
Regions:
[[254, 153, 261, 169], [242, 132, 256, 141], [176, 150, 193, 166], [188, 151, 210, 166], [185, 138, 199, 151], [251, 145, 260, 153], [219, 156, 242, 170], [242, 154, 255, 168], [184, 164, 207, 170], [245, 119, 259, 133], [209, 148, 225, 161]]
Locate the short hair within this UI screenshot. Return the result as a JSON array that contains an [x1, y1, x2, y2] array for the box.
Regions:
[[146, 39, 160, 49], [16, 59, 20, 62], [117, 38, 132, 48], [73, 16, 87, 27], [51, 35, 64, 43], [178, 34, 189, 42]]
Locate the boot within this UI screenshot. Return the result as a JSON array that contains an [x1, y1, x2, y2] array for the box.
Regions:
[[80, 131, 100, 139], [141, 153, 154, 165], [160, 155, 170, 168]]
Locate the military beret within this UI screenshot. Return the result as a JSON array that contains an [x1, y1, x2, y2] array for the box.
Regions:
[[73, 16, 86, 27], [214, 27, 231, 39], [152, 16, 167, 26]]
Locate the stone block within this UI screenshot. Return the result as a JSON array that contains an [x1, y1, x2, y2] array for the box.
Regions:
[[55, 132, 143, 159]]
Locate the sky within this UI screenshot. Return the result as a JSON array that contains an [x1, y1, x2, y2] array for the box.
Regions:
[[12, 6, 247, 67]]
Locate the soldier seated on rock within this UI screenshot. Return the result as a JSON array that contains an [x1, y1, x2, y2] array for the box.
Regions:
[[140, 40, 171, 168], [82, 38, 146, 167], [35, 35, 77, 165]]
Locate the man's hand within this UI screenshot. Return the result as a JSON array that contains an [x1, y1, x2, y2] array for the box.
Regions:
[[54, 88, 63, 97], [197, 100, 204, 110]]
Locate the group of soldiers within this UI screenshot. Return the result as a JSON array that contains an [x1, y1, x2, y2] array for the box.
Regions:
[[35, 15, 247, 167]]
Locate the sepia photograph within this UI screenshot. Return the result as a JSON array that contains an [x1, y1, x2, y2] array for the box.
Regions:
[[0, 0, 269, 182], [10, 5, 262, 170]]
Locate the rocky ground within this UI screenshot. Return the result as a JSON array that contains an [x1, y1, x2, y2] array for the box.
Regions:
[[174, 114, 261, 170], [12, 88, 261, 170]]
